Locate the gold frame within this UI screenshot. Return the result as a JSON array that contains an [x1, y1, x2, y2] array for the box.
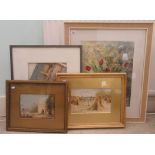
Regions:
[[56, 73, 126, 129], [6, 80, 68, 133], [64, 22, 153, 122]]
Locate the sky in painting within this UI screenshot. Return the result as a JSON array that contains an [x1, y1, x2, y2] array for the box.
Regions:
[[20, 94, 49, 110]]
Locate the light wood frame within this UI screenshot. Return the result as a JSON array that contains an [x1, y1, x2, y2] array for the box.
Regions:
[[64, 22, 153, 122], [6, 80, 68, 133], [56, 73, 126, 129]]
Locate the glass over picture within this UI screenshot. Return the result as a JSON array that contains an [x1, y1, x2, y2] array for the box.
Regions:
[[20, 94, 55, 119]]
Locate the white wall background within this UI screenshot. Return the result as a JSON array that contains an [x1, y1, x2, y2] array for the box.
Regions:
[[149, 23, 155, 95]]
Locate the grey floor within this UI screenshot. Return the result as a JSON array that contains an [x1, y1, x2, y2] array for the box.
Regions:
[[0, 114, 155, 134]]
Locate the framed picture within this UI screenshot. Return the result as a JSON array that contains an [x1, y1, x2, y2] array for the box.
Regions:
[[10, 45, 82, 81], [6, 80, 68, 133], [56, 73, 126, 129], [64, 22, 153, 122]]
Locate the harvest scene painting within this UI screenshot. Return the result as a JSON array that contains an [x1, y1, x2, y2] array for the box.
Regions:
[[20, 94, 55, 119], [82, 41, 134, 106], [70, 88, 112, 113], [28, 63, 67, 81]]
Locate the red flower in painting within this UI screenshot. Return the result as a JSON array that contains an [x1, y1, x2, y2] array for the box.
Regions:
[[85, 66, 91, 71], [105, 67, 110, 72], [124, 62, 129, 68], [99, 59, 104, 66]]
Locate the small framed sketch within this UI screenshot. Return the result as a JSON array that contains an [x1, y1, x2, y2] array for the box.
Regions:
[[56, 73, 126, 129], [64, 22, 153, 122], [6, 80, 68, 133], [10, 45, 82, 81]]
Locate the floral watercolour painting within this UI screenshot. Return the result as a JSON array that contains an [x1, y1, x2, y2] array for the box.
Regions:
[[20, 94, 55, 119], [28, 63, 67, 81], [82, 41, 134, 106], [70, 88, 112, 113]]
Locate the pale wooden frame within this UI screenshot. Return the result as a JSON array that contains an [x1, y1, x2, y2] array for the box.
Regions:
[[57, 73, 126, 129], [64, 22, 153, 122]]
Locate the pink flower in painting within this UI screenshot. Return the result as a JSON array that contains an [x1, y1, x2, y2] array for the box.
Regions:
[[105, 67, 110, 72], [124, 62, 129, 68], [99, 59, 104, 66], [85, 66, 91, 71]]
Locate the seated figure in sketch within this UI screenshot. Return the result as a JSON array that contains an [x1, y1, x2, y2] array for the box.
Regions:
[[29, 63, 67, 81]]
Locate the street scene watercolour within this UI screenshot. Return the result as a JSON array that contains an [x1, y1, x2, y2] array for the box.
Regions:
[[70, 88, 112, 113], [82, 41, 134, 106], [20, 94, 55, 119], [28, 63, 67, 81]]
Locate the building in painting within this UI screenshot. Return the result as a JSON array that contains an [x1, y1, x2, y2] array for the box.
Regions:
[[37, 102, 47, 114]]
